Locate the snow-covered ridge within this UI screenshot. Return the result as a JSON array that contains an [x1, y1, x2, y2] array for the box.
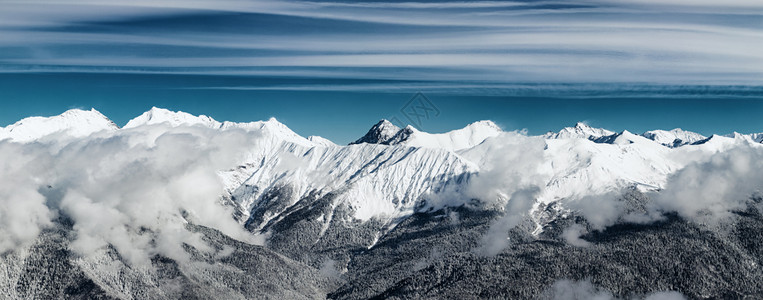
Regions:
[[543, 122, 715, 149], [401, 120, 502, 151], [543, 122, 614, 140], [124, 107, 317, 147], [642, 128, 706, 147], [592, 130, 653, 145], [0, 108, 117, 142], [124, 106, 221, 129], [6, 108, 754, 151], [353, 119, 502, 151], [307, 135, 336, 147]]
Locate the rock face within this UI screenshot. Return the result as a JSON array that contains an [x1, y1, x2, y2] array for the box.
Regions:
[[349, 120, 401, 145], [351, 119, 502, 151]]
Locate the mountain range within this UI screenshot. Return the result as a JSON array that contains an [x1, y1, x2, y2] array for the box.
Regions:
[[1, 107, 762, 299]]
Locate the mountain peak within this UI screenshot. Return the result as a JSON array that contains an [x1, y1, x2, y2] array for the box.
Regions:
[[0, 108, 118, 142], [349, 119, 402, 145], [403, 124, 419, 132], [642, 128, 706, 148], [545, 122, 614, 140], [466, 120, 501, 132], [377, 119, 395, 127], [124, 107, 221, 129], [307, 135, 336, 147]]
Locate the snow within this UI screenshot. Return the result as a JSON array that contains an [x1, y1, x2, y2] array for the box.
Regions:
[[222, 117, 316, 148], [538, 135, 677, 204], [642, 128, 706, 147], [352, 119, 501, 151], [749, 133, 763, 143], [0, 108, 118, 142], [125, 108, 315, 148], [307, 136, 336, 147], [124, 107, 221, 129], [221, 142, 475, 223], [544, 122, 614, 140], [724, 132, 763, 144], [592, 130, 655, 145], [398, 120, 502, 151]]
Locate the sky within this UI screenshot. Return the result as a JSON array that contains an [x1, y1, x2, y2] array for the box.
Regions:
[[0, 0, 762, 143]]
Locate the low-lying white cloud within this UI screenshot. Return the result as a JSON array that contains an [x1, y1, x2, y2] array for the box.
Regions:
[[565, 192, 626, 230], [0, 124, 264, 265], [429, 132, 548, 256], [561, 224, 591, 248], [652, 144, 763, 223], [477, 187, 541, 256], [545, 279, 687, 300], [546, 279, 613, 300], [557, 141, 763, 237], [0, 143, 53, 253]]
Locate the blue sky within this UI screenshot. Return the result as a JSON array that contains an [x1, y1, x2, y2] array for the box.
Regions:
[[0, 0, 762, 143]]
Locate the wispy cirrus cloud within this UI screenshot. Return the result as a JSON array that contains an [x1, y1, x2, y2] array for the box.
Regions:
[[1, 0, 762, 85]]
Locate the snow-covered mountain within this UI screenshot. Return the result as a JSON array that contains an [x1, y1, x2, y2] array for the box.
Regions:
[[124, 106, 221, 129], [308, 135, 336, 147], [124, 107, 319, 148], [750, 133, 763, 143], [393, 120, 502, 151], [0, 108, 117, 142], [723, 132, 763, 144], [352, 119, 502, 151], [543, 122, 614, 140], [642, 128, 706, 147], [349, 120, 400, 145]]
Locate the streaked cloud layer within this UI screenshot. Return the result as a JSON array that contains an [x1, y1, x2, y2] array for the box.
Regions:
[[1, 0, 762, 84]]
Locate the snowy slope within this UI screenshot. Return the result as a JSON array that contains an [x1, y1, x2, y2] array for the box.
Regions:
[[750, 133, 763, 143], [593, 130, 655, 145], [221, 142, 474, 226], [353, 120, 502, 151], [124, 107, 221, 129], [0, 108, 118, 142], [125, 107, 315, 147], [458, 129, 677, 205], [642, 128, 706, 147], [724, 132, 763, 144], [307, 136, 336, 147], [691, 134, 741, 150], [540, 134, 677, 203], [544, 122, 615, 140], [395, 121, 502, 151], [221, 117, 317, 148]]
